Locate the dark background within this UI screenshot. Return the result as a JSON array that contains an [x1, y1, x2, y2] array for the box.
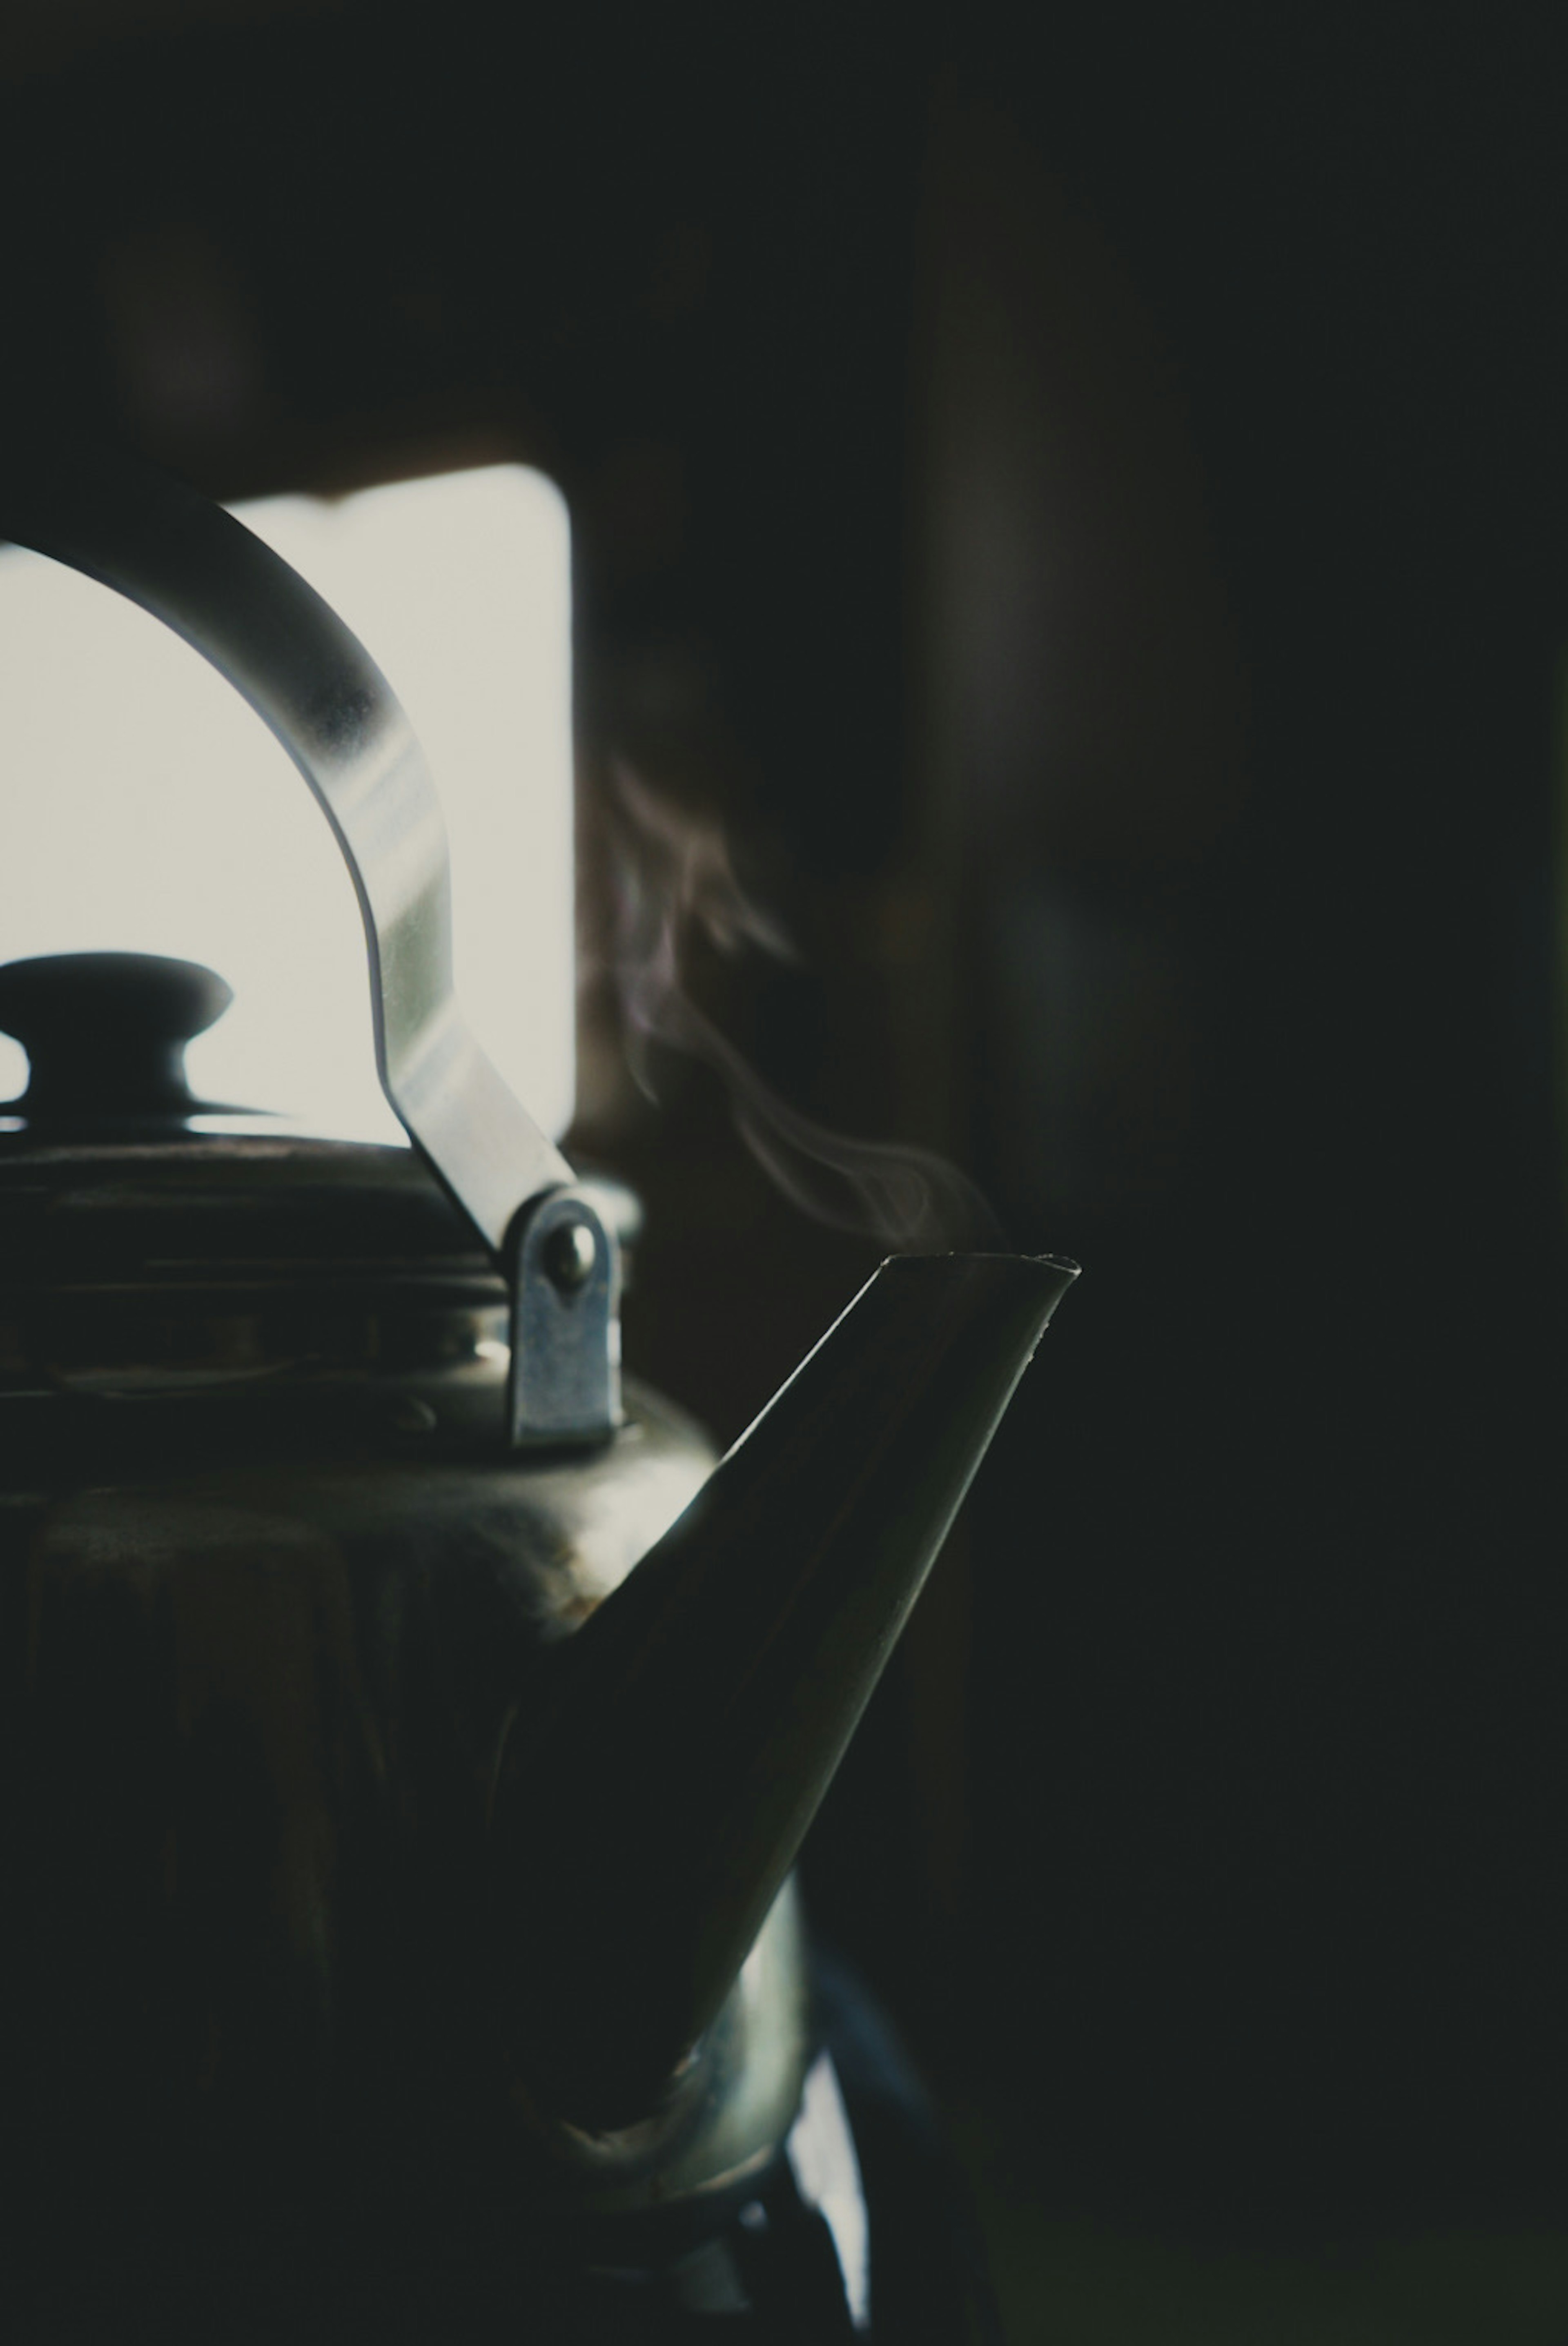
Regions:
[[5, 3, 1568, 2330]]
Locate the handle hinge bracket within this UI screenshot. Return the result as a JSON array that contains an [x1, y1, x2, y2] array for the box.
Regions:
[[506, 1187, 623, 1448]]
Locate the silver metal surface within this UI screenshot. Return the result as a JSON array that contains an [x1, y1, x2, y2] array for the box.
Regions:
[[0, 1366, 741, 2210], [787, 2052, 871, 2331], [509, 1187, 623, 1446], [0, 443, 571, 1254], [490, 1250, 1080, 2125], [0, 445, 624, 1441]]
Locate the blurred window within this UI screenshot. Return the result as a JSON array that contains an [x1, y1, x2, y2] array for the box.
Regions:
[[0, 463, 574, 1140]]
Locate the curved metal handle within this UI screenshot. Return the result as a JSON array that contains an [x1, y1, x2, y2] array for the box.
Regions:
[[0, 440, 572, 1254]]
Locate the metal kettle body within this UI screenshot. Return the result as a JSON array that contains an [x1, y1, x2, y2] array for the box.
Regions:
[[0, 449, 1075, 2339]]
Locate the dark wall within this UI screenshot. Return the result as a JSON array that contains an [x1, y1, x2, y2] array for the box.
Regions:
[[5, 0, 1568, 2248], [935, 7, 1568, 2235]]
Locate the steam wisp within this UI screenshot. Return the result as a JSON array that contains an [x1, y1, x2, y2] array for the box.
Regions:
[[602, 765, 1002, 1252]]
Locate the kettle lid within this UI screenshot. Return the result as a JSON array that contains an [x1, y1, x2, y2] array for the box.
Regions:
[[0, 949, 261, 1141], [0, 945, 490, 1254], [0, 951, 637, 1407]]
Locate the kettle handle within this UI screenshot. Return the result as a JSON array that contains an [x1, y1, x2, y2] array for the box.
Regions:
[[0, 441, 573, 1249], [2, 442, 619, 1444]]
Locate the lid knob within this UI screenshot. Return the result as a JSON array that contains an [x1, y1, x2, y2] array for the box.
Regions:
[[0, 952, 234, 1136]]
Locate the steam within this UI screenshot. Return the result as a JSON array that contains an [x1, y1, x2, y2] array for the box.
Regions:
[[601, 764, 1002, 1252]]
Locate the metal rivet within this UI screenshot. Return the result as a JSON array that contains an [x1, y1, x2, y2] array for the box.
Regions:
[[542, 1219, 597, 1293]]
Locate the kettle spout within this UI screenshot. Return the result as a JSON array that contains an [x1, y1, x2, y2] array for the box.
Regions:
[[488, 1250, 1077, 2129]]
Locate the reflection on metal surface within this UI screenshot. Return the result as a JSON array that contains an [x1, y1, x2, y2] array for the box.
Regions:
[[491, 1250, 1078, 2126], [0, 448, 627, 1442], [1, 1369, 722, 2158], [788, 2052, 871, 2331], [523, 1884, 813, 2212], [508, 1185, 623, 1446], [0, 442, 571, 1252]]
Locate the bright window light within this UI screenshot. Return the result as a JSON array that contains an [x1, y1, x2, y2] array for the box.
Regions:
[[0, 463, 575, 1142]]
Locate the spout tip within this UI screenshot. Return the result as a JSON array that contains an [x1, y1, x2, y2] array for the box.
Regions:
[[873, 1247, 1080, 1324], [1029, 1251, 1081, 1307], [879, 1246, 1078, 1275]]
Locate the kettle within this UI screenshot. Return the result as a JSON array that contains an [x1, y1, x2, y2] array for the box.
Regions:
[[0, 446, 1076, 2339]]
